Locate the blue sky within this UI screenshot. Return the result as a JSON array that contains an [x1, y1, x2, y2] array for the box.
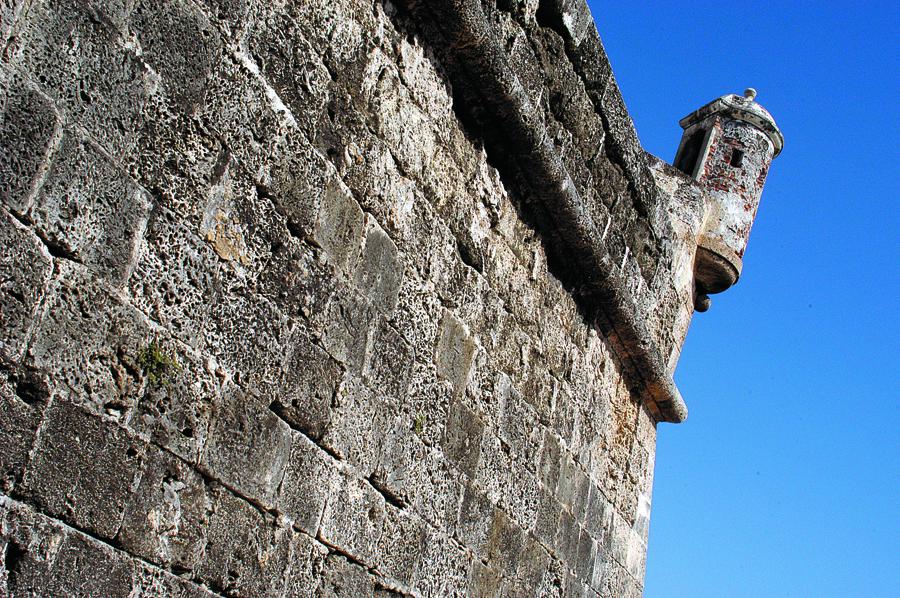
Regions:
[[585, 2, 900, 596]]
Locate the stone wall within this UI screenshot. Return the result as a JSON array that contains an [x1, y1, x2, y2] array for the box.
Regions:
[[0, 1, 692, 596]]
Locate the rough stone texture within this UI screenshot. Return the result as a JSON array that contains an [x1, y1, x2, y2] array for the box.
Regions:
[[0, 0, 777, 595]]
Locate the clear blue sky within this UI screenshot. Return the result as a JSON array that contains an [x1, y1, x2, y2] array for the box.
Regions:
[[585, 2, 900, 596]]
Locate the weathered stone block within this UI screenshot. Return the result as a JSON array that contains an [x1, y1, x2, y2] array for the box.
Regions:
[[497, 378, 542, 467], [314, 554, 376, 598], [127, 206, 222, 349], [441, 397, 484, 480], [13, 0, 155, 156], [322, 289, 377, 373], [277, 431, 336, 536], [377, 505, 428, 586], [133, 561, 222, 597], [353, 215, 403, 314], [27, 265, 155, 418], [282, 530, 329, 595], [533, 488, 561, 551], [364, 319, 415, 400], [198, 486, 294, 598], [0, 209, 53, 364], [129, 344, 218, 465], [434, 310, 476, 396], [408, 448, 464, 533], [514, 534, 553, 594], [200, 385, 292, 508], [0, 72, 60, 215], [270, 331, 343, 441], [0, 495, 65, 594], [455, 482, 494, 557], [203, 294, 294, 396], [403, 361, 453, 448], [118, 445, 210, 572], [485, 508, 525, 579], [257, 229, 339, 323], [319, 469, 385, 566], [320, 374, 389, 477], [131, 0, 222, 115], [467, 559, 503, 597], [370, 416, 427, 506], [30, 131, 152, 285], [33, 526, 136, 596], [247, 6, 331, 140], [315, 179, 366, 273], [411, 529, 471, 598], [0, 368, 48, 492], [21, 400, 146, 540]]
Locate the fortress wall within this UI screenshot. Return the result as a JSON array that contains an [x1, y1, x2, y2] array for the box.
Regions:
[[0, 1, 683, 596]]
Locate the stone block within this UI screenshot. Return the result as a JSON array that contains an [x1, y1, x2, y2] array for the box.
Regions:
[[200, 385, 292, 508], [204, 293, 294, 396], [27, 265, 157, 418], [389, 269, 443, 362], [364, 319, 415, 400], [474, 431, 512, 507], [322, 289, 377, 373], [314, 179, 366, 274], [319, 470, 386, 566], [21, 400, 146, 540], [538, 429, 563, 493], [575, 528, 596, 584], [198, 487, 293, 598], [533, 488, 561, 551], [257, 228, 339, 323], [320, 374, 390, 477], [127, 206, 222, 349], [132, 561, 222, 597], [485, 508, 525, 579], [118, 445, 211, 572], [514, 534, 552, 594], [277, 431, 336, 536], [0, 71, 60, 215], [131, 0, 222, 115], [455, 482, 494, 557], [583, 484, 612, 541], [408, 448, 464, 533], [353, 215, 403, 314], [402, 361, 453, 448], [0, 209, 53, 364], [0, 495, 65, 595], [129, 344, 218, 465], [501, 463, 541, 534], [282, 530, 329, 595], [497, 380, 542, 468], [441, 397, 484, 480], [377, 505, 428, 587], [247, 6, 332, 140], [30, 131, 152, 285], [411, 529, 471, 598], [467, 559, 502, 597], [13, 1, 155, 157], [434, 310, 476, 396], [200, 51, 297, 183], [269, 331, 343, 441], [314, 554, 376, 598], [35, 527, 136, 597], [0, 367, 48, 492], [370, 417, 427, 506]]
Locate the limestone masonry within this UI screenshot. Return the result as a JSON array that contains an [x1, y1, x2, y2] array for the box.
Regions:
[[0, 0, 781, 596]]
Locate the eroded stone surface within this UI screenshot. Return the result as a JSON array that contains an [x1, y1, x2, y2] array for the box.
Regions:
[[0, 0, 751, 595]]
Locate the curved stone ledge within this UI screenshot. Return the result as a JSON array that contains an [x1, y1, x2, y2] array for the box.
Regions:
[[401, 0, 688, 423]]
